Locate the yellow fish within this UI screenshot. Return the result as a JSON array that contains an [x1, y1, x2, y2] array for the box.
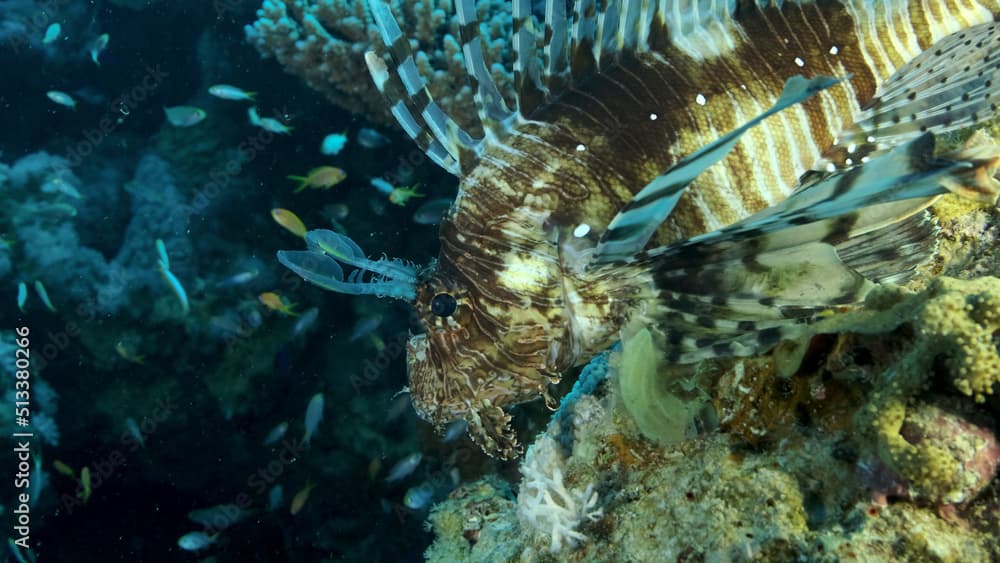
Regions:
[[258, 292, 298, 316], [388, 184, 424, 207], [290, 480, 317, 515], [271, 208, 307, 238], [53, 460, 75, 477], [288, 166, 347, 193], [115, 341, 145, 364], [78, 466, 92, 503]]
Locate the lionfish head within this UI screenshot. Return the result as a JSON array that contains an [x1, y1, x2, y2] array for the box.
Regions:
[[278, 230, 551, 459]]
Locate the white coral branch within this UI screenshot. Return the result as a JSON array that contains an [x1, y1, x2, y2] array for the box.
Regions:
[[517, 436, 603, 553]]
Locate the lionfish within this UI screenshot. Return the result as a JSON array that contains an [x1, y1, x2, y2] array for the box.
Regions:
[[280, 0, 1000, 459]]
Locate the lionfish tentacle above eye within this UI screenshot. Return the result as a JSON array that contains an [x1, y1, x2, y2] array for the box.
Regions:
[[591, 74, 847, 266], [277, 230, 418, 301]]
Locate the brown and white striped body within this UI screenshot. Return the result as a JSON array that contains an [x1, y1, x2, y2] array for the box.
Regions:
[[396, 1, 1000, 457]]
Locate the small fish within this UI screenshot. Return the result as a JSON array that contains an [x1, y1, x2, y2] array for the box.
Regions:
[[187, 504, 250, 529], [291, 307, 319, 338], [369, 177, 394, 195], [384, 453, 422, 483], [78, 466, 92, 503], [42, 23, 60, 44], [357, 127, 389, 148], [403, 483, 435, 510], [367, 458, 382, 481], [268, 485, 283, 511], [257, 116, 293, 135], [389, 185, 424, 206], [16, 282, 27, 312], [349, 315, 383, 342], [262, 421, 288, 446], [271, 208, 307, 238], [155, 239, 170, 270], [258, 292, 298, 316], [22, 201, 76, 216], [43, 177, 83, 199], [177, 531, 217, 552], [215, 269, 259, 289], [89, 33, 109, 66], [33, 281, 56, 312], [163, 106, 207, 127], [302, 393, 324, 446], [412, 198, 452, 225], [326, 203, 349, 221], [158, 267, 190, 315], [247, 106, 261, 126], [290, 480, 317, 515], [125, 417, 145, 447], [321, 132, 348, 156], [208, 84, 255, 101], [115, 342, 145, 364], [442, 419, 468, 443], [46, 90, 76, 109], [53, 460, 75, 477], [288, 166, 347, 193]]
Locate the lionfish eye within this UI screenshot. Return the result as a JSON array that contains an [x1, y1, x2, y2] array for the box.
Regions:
[[430, 293, 457, 317]]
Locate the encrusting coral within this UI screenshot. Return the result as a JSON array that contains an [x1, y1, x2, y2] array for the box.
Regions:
[[822, 277, 1000, 505], [245, 0, 516, 130]]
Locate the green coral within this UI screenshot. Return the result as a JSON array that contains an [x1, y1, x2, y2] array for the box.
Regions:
[[823, 277, 1000, 502]]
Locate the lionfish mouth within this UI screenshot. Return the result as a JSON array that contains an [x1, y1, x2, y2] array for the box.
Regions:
[[277, 230, 419, 301]]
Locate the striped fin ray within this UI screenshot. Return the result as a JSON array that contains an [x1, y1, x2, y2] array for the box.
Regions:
[[364, 53, 460, 174], [455, 0, 517, 134], [654, 134, 1000, 269], [513, 0, 546, 115], [543, 0, 571, 94], [365, 1, 481, 175], [590, 74, 846, 266], [570, 0, 598, 77], [640, 133, 1000, 364], [820, 21, 1000, 170]]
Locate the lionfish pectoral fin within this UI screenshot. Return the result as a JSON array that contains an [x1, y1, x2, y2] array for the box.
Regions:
[[642, 132, 1000, 364], [464, 398, 521, 460], [817, 21, 1000, 171], [277, 230, 418, 301], [590, 74, 847, 266]]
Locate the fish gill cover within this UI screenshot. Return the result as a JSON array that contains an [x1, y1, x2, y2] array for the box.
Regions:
[[0, 0, 998, 562]]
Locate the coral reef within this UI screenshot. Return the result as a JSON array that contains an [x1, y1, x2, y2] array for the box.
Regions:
[[245, 0, 516, 129], [425, 198, 1000, 559]]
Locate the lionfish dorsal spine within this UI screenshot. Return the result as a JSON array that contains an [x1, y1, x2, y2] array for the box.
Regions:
[[512, 0, 546, 115], [569, 0, 599, 77], [454, 0, 517, 132], [363, 51, 462, 175], [366, 1, 483, 175], [542, 0, 571, 94]]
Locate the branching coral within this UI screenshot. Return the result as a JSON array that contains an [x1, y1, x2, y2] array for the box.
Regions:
[[245, 0, 515, 129], [517, 432, 602, 554]]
